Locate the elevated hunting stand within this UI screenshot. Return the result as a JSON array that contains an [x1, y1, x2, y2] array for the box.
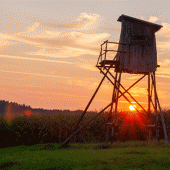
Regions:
[[60, 14, 168, 148]]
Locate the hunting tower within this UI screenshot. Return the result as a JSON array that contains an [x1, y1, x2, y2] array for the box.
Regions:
[[60, 15, 168, 147]]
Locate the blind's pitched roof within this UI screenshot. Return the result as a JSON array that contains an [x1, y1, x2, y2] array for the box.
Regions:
[[117, 14, 162, 32]]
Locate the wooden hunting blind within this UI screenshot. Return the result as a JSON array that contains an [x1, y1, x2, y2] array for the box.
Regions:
[[115, 15, 162, 74], [60, 15, 168, 148]]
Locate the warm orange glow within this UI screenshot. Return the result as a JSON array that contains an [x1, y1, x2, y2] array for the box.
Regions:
[[25, 110, 32, 117], [129, 105, 136, 111], [116, 111, 150, 141], [5, 103, 14, 124]]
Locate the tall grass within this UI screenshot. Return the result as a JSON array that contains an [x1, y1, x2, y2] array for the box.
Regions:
[[0, 110, 170, 148]]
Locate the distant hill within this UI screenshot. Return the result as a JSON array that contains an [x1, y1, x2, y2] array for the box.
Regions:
[[0, 100, 7, 115], [0, 100, 96, 117]]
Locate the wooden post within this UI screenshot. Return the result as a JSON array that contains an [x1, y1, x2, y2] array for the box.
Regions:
[[74, 72, 107, 132], [108, 72, 118, 120], [147, 125, 155, 142], [115, 72, 122, 114], [105, 124, 109, 143], [156, 92, 169, 144], [149, 128, 151, 142], [153, 72, 159, 142], [151, 72, 168, 143], [59, 103, 111, 148], [106, 71, 119, 143], [148, 73, 151, 113], [103, 40, 108, 70], [59, 130, 62, 144], [98, 67, 145, 114], [153, 72, 157, 112]]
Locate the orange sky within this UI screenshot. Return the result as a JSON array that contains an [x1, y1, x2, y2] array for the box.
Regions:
[[0, 1, 169, 111]]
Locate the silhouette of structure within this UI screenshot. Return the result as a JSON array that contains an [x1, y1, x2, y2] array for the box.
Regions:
[[60, 14, 168, 148]]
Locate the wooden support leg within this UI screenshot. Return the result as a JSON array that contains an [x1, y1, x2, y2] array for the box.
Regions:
[[115, 72, 122, 115], [152, 72, 169, 144], [152, 72, 159, 142], [106, 71, 121, 143], [59, 103, 111, 148], [108, 72, 118, 122], [149, 128, 151, 142], [148, 73, 151, 113], [106, 72, 118, 143], [98, 67, 144, 114]]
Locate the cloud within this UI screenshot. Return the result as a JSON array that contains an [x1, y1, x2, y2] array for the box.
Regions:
[[67, 31, 110, 46], [146, 16, 170, 41], [27, 46, 98, 58], [0, 35, 11, 47], [66, 78, 101, 91], [157, 89, 170, 99], [78, 64, 98, 72], [156, 22, 170, 62], [127, 75, 144, 80], [159, 59, 170, 67], [0, 10, 112, 65], [0, 54, 73, 64], [42, 13, 101, 31], [148, 16, 159, 23], [0, 22, 110, 59], [0, 69, 72, 79], [157, 74, 170, 79], [156, 60, 170, 79], [26, 22, 40, 33], [18, 25, 61, 39], [128, 87, 148, 96], [156, 22, 170, 41]]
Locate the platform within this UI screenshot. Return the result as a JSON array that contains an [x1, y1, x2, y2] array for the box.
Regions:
[[97, 60, 119, 68]]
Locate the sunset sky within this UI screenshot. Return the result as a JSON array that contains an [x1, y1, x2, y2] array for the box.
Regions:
[[0, 0, 169, 111]]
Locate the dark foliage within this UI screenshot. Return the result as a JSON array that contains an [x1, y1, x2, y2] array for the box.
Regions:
[[0, 100, 170, 148], [0, 162, 21, 170]]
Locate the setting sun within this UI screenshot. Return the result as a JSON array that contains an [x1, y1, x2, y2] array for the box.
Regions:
[[129, 105, 136, 111]]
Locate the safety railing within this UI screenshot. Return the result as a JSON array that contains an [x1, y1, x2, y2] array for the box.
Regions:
[[96, 40, 127, 69]]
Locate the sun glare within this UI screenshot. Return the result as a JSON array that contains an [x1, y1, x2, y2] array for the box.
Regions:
[[129, 105, 136, 111]]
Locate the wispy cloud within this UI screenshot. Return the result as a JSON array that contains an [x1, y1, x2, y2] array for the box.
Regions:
[[0, 54, 73, 64], [157, 22, 170, 38], [157, 41, 170, 50], [127, 75, 144, 80], [78, 64, 98, 72], [157, 74, 170, 79], [0, 69, 72, 79], [148, 16, 159, 23], [128, 87, 148, 96], [0, 12, 110, 60], [145, 16, 170, 43], [157, 59, 170, 78], [42, 13, 101, 31], [159, 59, 170, 67]]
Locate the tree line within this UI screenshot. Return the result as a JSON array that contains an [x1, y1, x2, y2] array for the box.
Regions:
[[0, 100, 170, 148]]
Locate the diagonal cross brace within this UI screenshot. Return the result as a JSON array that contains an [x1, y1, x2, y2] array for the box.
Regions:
[[98, 67, 146, 114], [73, 63, 115, 132], [59, 103, 112, 148], [59, 63, 116, 148]]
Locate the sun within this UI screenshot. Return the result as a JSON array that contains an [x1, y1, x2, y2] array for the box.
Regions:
[[129, 105, 136, 111]]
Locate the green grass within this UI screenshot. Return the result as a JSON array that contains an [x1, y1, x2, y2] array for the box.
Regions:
[[0, 140, 170, 170]]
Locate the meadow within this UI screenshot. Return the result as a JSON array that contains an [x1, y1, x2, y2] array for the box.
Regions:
[[0, 140, 170, 170]]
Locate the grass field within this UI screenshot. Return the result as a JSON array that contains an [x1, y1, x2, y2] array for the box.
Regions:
[[0, 140, 170, 170]]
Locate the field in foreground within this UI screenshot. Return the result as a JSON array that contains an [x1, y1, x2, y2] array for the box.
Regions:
[[0, 140, 170, 170]]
